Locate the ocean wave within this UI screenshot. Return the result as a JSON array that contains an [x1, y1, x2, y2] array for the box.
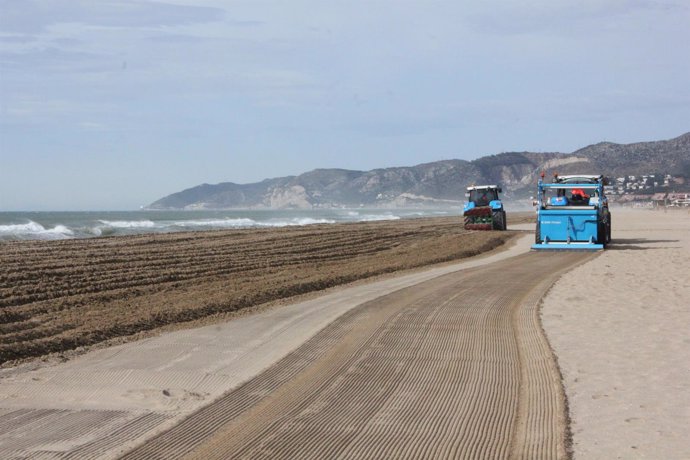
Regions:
[[172, 218, 257, 228], [107, 217, 336, 232], [0, 210, 440, 241], [355, 214, 401, 222], [258, 218, 337, 227], [343, 211, 402, 221], [98, 220, 157, 229], [0, 221, 74, 240]]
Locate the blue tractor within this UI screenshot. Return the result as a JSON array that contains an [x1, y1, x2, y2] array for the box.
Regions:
[[463, 185, 507, 231], [532, 174, 611, 250]]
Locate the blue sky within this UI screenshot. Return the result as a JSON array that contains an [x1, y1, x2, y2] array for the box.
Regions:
[[1, 0, 689, 210]]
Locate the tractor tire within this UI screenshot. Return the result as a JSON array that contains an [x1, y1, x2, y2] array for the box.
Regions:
[[463, 215, 472, 229], [597, 221, 606, 246], [492, 210, 504, 231], [535, 223, 541, 244], [502, 210, 507, 230], [606, 214, 612, 244]]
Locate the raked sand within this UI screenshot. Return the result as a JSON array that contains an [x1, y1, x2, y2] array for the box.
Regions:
[[0, 233, 534, 459], [542, 208, 690, 459], [0, 210, 687, 458]]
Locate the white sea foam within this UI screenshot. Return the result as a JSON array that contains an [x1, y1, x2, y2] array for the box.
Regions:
[[0, 221, 45, 234], [87, 226, 103, 237], [287, 217, 336, 226], [355, 214, 401, 222], [173, 218, 257, 228], [49, 225, 74, 236], [259, 218, 336, 227], [98, 220, 157, 228], [0, 209, 447, 241], [0, 221, 74, 240]]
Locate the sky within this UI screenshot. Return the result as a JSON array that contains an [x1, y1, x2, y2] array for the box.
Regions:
[[1, 0, 689, 210]]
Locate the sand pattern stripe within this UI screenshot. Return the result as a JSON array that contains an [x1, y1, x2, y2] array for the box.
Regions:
[[123, 251, 592, 459], [0, 408, 173, 460], [0, 218, 512, 363]]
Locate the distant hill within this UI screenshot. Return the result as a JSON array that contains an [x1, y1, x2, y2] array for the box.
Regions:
[[148, 132, 690, 209]]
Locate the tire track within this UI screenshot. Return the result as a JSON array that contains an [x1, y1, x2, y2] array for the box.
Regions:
[[123, 251, 593, 459], [0, 408, 174, 460]]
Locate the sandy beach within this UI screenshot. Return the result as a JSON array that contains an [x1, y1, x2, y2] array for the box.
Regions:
[[542, 208, 690, 459], [0, 216, 525, 365], [0, 209, 687, 458], [0, 220, 536, 459]]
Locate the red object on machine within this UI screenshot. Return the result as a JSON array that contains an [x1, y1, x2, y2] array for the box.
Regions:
[[571, 188, 590, 199]]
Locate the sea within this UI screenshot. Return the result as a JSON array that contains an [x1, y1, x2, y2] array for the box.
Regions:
[[0, 208, 460, 241]]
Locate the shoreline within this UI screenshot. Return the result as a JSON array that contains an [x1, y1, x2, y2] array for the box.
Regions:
[[1, 209, 684, 456], [0, 215, 532, 365], [0, 208, 539, 242]]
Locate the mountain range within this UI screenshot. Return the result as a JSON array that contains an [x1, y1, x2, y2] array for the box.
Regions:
[[148, 132, 690, 209]]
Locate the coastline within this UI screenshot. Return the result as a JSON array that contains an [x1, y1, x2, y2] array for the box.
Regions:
[[0, 215, 531, 365], [0, 208, 455, 241], [1, 209, 686, 457]]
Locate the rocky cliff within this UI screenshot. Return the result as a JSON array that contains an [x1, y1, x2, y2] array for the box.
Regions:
[[148, 132, 690, 209]]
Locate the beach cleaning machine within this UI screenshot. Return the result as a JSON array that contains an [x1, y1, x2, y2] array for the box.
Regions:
[[532, 174, 611, 250], [463, 185, 507, 231]]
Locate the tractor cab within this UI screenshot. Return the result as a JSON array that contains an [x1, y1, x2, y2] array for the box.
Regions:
[[467, 187, 500, 207]]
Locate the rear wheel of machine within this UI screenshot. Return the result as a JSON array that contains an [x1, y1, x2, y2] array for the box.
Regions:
[[606, 214, 612, 244], [492, 210, 504, 231], [535, 223, 541, 244], [503, 210, 507, 230], [464, 214, 472, 229], [597, 221, 606, 246]]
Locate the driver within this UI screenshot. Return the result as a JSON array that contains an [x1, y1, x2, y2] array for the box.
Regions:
[[571, 188, 590, 201]]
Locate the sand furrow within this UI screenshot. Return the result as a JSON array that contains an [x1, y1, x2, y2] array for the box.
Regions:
[[61, 413, 173, 460], [508, 253, 593, 459], [1, 217, 515, 363], [119, 250, 590, 459]]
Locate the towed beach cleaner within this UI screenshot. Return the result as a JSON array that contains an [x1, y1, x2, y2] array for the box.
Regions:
[[463, 185, 507, 231], [532, 173, 611, 250]]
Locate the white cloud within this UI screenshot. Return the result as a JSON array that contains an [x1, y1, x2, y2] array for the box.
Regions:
[[462, 0, 689, 35], [1, 1, 689, 210], [0, 0, 224, 33]]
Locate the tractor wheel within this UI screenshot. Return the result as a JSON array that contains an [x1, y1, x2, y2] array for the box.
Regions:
[[606, 214, 612, 244], [492, 210, 504, 231], [502, 210, 507, 230], [597, 221, 606, 245], [463, 215, 472, 229], [535, 223, 541, 244]]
